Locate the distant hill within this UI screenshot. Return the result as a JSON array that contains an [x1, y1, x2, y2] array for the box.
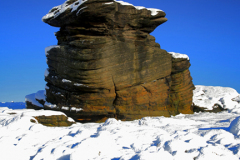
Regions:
[[0, 102, 25, 109]]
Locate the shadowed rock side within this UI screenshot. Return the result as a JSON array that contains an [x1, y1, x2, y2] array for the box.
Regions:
[[26, 0, 194, 122], [169, 58, 195, 115]]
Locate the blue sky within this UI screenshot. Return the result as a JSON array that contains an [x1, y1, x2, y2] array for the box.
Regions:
[[0, 0, 239, 102]]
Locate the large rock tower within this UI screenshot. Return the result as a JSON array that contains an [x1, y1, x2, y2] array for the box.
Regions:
[[26, 0, 195, 122]]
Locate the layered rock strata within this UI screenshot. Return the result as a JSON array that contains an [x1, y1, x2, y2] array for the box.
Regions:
[[168, 52, 195, 115], [26, 0, 195, 122]]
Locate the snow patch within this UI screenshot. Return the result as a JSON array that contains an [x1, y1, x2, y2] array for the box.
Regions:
[[0, 107, 10, 111], [229, 116, 240, 136], [115, 1, 163, 16], [168, 52, 189, 60], [74, 83, 83, 86], [147, 8, 162, 16], [115, 1, 132, 6], [74, 83, 88, 87], [62, 106, 69, 110], [135, 6, 145, 10], [76, 6, 88, 16], [71, 107, 83, 112], [68, 117, 75, 122], [104, 2, 114, 5], [22, 110, 66, 117], [196, 144, 238, 160], [232, 96, 240, 103], [45, 102, 57, 109], [76, 108, 83, 112], [35, 90, 46, 101], [62, 79, 72, 83], [25, 93, 43, 108], [44, 68, 49, 77], [45, 85, 49, 90], [45, 45, 60, 56], [42, 0, 88, 21]]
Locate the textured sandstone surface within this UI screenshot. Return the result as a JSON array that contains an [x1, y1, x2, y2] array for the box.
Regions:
[[32, 115, 75, 127], [26, 0, 194, 122]]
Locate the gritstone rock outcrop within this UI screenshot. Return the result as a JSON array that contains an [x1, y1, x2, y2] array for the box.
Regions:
[[26, 0, 195, 122]]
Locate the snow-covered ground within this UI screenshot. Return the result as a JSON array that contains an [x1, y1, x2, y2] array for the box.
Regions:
[[1, 85, 240, 160], [193, 85, 240, 111]]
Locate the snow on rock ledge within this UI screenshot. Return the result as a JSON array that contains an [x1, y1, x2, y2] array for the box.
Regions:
[[42, 0, 88, 21], [45, 45, 60, 56], [168, 52, 189, 60], [42, 0, 164, 22], [114, 1, 163, 16], [25, 93, 43, 108], [42, 0, 167, 31]]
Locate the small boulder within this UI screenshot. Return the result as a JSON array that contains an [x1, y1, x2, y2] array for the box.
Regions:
[[33, 115, 75, 127]]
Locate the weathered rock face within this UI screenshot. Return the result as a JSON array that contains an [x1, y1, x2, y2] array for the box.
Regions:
[[26, 0, 195, 122], [169, 56, 195, 115]]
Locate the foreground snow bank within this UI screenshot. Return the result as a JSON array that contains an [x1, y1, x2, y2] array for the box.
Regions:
[[1, 107, 240, 159]]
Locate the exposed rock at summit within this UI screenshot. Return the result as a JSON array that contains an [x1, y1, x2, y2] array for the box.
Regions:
[[42, 0, 167, 33], [26, 0, 195, 122]]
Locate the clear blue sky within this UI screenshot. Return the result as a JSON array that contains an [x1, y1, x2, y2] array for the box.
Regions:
[[0, 0, 239, 102]]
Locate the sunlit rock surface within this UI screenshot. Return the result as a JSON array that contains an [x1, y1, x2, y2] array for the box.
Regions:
[[26, 0, 194, 122]]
